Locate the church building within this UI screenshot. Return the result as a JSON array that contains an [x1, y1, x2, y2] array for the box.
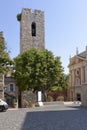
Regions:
[[68, 47, 87, 106]]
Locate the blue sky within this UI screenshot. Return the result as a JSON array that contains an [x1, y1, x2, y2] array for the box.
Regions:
[[0, 0, 87, 74]]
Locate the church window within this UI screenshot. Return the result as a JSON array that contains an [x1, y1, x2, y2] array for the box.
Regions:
[[76, 77, 80, 85], [75, 68, 80, 76], [31, 22, 36, 36]]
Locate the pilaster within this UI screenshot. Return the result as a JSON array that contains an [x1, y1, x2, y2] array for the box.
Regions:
[[85, 66, 87, 83], [81, 67, 84, 84]]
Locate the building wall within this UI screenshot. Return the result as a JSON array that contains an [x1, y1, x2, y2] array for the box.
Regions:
[[20, 8, 45, 53], [81, 84, 87, 106], [68, 48, 87, 106], [69, 63, 84, 101], [4, 76, 18, 107], [0, 74, 4, 99]]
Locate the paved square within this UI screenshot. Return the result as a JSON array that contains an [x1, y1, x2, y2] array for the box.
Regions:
[[0, 103, 87, 130]]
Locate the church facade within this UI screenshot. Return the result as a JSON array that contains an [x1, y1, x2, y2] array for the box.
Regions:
[[68, 47, 87, 106]]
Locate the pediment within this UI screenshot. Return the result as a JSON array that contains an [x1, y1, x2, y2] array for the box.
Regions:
[[69, 56, 86, 67]]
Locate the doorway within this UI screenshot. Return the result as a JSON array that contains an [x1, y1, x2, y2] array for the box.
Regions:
[[76, 93, 81, 101]]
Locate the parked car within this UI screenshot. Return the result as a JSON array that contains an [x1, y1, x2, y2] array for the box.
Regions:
[[0, 99, 8, 111]]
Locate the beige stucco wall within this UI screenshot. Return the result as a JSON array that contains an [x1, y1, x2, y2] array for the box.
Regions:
[[81, 84, 87, 106], [68, 53, 87, 106]]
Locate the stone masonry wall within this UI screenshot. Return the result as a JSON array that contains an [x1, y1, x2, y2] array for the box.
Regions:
[[20, 8, 45, 53], [21, 90, 36, 108], [0, 74, 4, 99]]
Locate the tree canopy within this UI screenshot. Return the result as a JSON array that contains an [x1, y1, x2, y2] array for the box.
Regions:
[[13, 48, 65, 92], [50, 74, 69, 91], [0, 33, 12, 74]]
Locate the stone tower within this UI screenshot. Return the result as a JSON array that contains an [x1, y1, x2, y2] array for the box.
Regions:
[[19, 8, 45, 53]]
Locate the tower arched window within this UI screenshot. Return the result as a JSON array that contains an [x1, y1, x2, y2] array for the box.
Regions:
[[31, 22, 36, 36]]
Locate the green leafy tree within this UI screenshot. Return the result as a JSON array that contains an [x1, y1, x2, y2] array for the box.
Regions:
[[0, 33, 12, 74], [50, 73, 69, 92], [13, 48, 64, 107]]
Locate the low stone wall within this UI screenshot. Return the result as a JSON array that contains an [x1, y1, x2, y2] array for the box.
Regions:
[[21, 90, 36, 108]]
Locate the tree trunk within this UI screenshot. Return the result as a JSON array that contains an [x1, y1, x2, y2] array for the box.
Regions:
[[42, 86, 47, 102], [18, 90, 22, 108]]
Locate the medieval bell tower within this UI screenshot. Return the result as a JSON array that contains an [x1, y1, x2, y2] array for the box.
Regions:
[[18, 8, 45, 53]]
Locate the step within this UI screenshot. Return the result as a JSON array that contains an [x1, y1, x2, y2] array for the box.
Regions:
[[43, 101, 64, 105]]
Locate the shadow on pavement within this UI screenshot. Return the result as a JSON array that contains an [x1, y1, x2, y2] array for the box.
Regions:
[[21, 106, 87, 130]]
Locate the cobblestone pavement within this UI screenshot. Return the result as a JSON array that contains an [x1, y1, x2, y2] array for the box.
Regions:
[[0, 103, 87, 130]]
